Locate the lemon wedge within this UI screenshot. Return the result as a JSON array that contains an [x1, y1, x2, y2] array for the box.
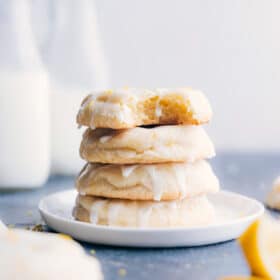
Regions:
[[239, 215, 280, 279]]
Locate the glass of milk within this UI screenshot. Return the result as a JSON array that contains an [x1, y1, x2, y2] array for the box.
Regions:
[[0, 0, 50, 188], [46, 0, 109, 175]]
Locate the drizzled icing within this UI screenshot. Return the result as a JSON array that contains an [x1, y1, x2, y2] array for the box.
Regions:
[[138, 205, 153, 227], [78, 160, 219, 204], [83, 195, 214, 228], [137, 201, 179, 227], [89, 99, 134, 126], [118, 104, 133, 123], [146, 164, 188, 201], [90, 200, 106, 224], [89, 199, 169, 227], [121, 165, 137, 177], [155, 98, 162, 117], [77, 88, 212, 129], [99, 135, 112, 143], [172, 164, 187, 198], [146, 165, 164, 201], [107, 203, 122, 225], [84, 99, 96, 130], [82, 94, 134, 128], [89, 118, 96, 129]]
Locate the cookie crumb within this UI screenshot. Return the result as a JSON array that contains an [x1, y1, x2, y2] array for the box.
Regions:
[[105, 89, 113, 95], [31, 224, 44, 232], [89, 249, 96, 255], [118, 268, 127, 277], [26, 210, 33, 217]]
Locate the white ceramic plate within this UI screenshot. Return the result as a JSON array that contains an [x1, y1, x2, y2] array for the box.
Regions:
[[39, 190, 264, 247]]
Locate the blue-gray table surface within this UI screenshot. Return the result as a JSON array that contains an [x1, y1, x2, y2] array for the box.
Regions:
[[0, 153, 279, 280]]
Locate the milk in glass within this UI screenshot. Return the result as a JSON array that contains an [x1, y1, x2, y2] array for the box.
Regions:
[[0, 0, 50, 187], [46, 0, 109, 174]]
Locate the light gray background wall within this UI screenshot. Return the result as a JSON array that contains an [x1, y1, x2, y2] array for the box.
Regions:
[[95, 0, 280, 151], [33, 0, 280, 151]]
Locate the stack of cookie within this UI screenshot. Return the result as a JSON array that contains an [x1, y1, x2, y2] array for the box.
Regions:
[[73, 88, 219, 228]]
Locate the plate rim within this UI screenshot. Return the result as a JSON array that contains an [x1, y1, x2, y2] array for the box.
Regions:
[[39, 189, 264, 233]]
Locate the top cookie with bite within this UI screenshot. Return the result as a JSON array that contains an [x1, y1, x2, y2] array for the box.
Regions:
[[77, 87, 212, 129]]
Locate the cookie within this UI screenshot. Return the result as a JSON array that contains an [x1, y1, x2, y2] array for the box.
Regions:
[[80, 125, 215, 164], [77, 88, 212, 129], [76, 160, 219, 201], [0, 229, 102, 280], [73, 194, 216, 228], [266, 177, 280, 210]]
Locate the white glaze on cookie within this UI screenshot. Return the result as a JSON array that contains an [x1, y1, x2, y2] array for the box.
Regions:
[[80, 125, 216, 164], [99, 135, 112, 143], [76, 195, 216, 228], [121, 165, 137, 177], [90, 200, 106, 224], [107, 203, 122, 225], [172, 164, 187, 198], [76, 160, 220, 201], [77, 87, 212, 129]]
